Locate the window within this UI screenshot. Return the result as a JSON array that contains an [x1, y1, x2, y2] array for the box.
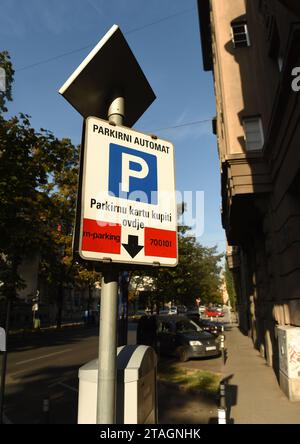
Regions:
[[243, 117, 264, 151], [212, 116, 217, 135], [176, 320, 200, 333], [231, 22, 250, 48]]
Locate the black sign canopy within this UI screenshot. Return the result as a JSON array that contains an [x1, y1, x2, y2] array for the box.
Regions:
[[59, 24, 156, 127]]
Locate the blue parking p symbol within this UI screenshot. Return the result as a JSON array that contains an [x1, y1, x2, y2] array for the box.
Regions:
[[109, 144, 158, 204]]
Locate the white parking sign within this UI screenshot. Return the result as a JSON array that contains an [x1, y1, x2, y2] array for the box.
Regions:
[[79, 117, 177, 267]]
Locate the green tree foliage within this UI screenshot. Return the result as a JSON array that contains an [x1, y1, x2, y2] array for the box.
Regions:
[[0, 52, 101, 325], [37, 138, 101, 326], [0, 52, 62, 303], [0, 112, 61, 302], [0, 51, 14, 113], [133, 226, 223, 311], [37, 139, 80, 326], [156, 226, 223, 307], [75, 265, 102, 311], [224, 262, 237, 310]]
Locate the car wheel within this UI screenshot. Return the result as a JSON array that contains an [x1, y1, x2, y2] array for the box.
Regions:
[[178, 348, 189, 362]]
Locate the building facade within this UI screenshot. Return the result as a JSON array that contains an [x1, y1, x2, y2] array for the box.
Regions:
[[198, 0, 300, 378]]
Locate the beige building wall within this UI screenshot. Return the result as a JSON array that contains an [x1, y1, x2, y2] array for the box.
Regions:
[[220, 272, 229, 304], [211, 0, 247, 156], [199, 0, 300, 384]]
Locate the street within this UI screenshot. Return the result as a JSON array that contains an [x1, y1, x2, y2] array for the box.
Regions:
[[3, 325, 136, 424], [5, 310, 298, 425], [3, 313, 230, 423]]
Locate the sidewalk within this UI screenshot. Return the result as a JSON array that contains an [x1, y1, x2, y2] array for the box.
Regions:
[[223, 325, 300, 424]]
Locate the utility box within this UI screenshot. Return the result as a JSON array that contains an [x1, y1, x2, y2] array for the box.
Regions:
[[277, 325, 300, 401], [78, 345, 157, 424]]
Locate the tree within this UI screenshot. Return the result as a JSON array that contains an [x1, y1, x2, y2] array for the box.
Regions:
[[0, 51, 14, 113], [0, 51, 77, 308], [75, 265, 102, 313], [38, 139, 79, 327], [156, 225, 223, 307], [224, 262, 237, 310], [0, 112, 59, 302], [130, 225, 223, 311], [0, 52, 93, 327], [38, 137, 102, 327], [128, 271, 157, 313]]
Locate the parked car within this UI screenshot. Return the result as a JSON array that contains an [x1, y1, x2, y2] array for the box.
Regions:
[[177, 305, 187, 314], [186, 313, 223, 336], [159, 309, 170, 315], [215, 306, 225, 314], [129, 310, 148, 322], [137, 315, 221, 362], [168, 306, 178, 315], [205, 308, 224, 318]]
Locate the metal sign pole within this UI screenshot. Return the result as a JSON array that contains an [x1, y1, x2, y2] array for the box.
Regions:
[[96, 94, 124, 424]]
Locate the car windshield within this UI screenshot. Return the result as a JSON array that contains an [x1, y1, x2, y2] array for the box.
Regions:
[[176, 319, 201, 333]]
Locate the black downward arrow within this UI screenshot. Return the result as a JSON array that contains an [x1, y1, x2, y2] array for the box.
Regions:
[[122, 235, 144, 258]]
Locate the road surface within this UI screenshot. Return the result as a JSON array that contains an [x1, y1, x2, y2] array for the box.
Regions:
[[2, 312, 232, 424], [3, 324, 136, 424]]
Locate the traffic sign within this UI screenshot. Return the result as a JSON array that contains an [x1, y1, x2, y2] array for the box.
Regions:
[[79, 117, 177, 267], [59, 25, 156, 128]]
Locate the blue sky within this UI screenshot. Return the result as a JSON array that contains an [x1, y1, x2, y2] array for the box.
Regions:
[[1, 0, 226, 253]]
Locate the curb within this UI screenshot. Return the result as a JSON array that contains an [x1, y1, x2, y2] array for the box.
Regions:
[[8, 322, 85, 337]]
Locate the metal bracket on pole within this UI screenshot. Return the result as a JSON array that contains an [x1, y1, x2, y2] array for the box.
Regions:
[[152, 262, 161, 267], [108, 92, 125, 126]]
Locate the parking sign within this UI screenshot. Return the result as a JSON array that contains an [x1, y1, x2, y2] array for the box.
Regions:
[[79, 117, 177, 266], [109, 144, 158, 204]]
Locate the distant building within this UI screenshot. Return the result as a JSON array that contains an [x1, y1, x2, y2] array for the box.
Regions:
[[198, 0, 300, 378]]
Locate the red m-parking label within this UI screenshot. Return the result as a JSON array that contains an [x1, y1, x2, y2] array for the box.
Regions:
[[82, 218, 121, 254]]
